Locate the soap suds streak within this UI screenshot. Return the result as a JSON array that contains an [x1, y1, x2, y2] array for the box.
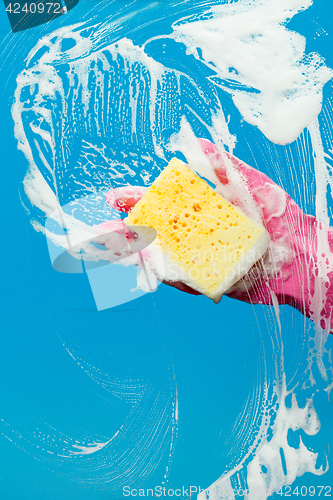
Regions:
[[8, 0, 333, 497], [169, 1, 333, 498], [0, 331, 176, 488], [171, 0, 332, 144]]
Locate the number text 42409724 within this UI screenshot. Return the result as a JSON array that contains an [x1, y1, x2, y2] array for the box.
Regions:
[[5, 3, 62, 14], [275, 486, 331, 497]]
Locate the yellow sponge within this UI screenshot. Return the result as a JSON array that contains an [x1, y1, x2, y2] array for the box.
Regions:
[[125, 158, 269, 302]]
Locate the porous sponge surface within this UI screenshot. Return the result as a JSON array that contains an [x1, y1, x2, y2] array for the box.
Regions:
[[125, 158, 267, 297]]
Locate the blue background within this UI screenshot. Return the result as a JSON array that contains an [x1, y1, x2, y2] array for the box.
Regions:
[[1, 1, 333, 499]]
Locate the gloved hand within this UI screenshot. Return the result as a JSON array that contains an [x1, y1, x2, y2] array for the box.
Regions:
[[101, 139, 333, 333]]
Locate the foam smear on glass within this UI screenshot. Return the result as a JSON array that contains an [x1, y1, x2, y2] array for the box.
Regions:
[[172, 0, 332, 145], [171, 0, 333, 498], [11, 28, 182, 490], [10, 0, 333, 496], [170, 112, 328, 500]]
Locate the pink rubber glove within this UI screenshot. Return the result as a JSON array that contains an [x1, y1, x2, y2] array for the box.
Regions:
[[103, 140, 333, 333]]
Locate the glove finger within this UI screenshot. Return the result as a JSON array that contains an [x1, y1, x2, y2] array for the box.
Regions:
[[106, 186, 147, 213]]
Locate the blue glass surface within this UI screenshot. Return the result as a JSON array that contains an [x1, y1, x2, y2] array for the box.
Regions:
[[1, 1, 333, 499]]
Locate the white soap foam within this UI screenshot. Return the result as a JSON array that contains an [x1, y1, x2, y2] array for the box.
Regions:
[[10, 1, 333, 497], [12, 33, 171, 284], [172, 0, 333, 144], [307, 120, 333, 386], [68, 438, 113, 456]]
